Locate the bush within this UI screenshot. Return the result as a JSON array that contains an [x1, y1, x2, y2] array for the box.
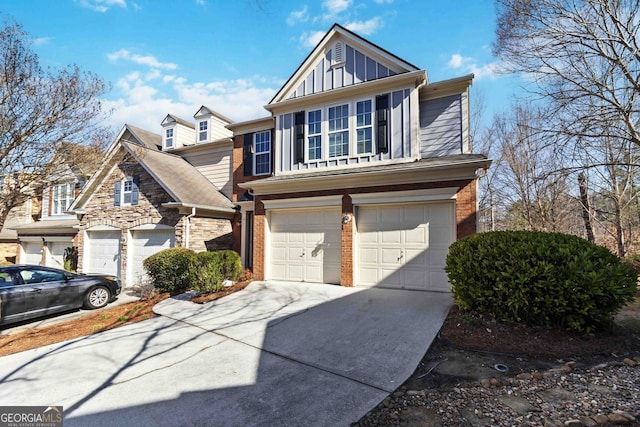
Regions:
[[143, 247, 195, 293], [192, 251, 224, 293], [215, 250, 243, 281], [445, 231, 637, 332]]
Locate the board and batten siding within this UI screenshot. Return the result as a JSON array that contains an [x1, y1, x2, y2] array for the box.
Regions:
[[181, 143, 233, 198], [277, 89, 412, 173], [419, 94, 465, 158], [288, 43, 400, 99]]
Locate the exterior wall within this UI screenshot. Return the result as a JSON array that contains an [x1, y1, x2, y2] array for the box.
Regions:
[[210, 116, 233, 141], [277, 88, 413, 173], [232, 134, 268, 202], [250, 178, 477, 285], [187, 217, 232, 252], [287, 41, 400, 99], [419, 94, 463, 158], [175, 123, 195, 149], [0, 242, 17, 263], [180, 142, 233, 198]]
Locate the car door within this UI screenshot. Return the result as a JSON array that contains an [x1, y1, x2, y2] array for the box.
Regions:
[[19, 267, 81, 318], [0, 269, 26, 324]]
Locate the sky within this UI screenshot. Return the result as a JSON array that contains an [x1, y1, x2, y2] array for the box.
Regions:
[[0, 0, 521, 135]]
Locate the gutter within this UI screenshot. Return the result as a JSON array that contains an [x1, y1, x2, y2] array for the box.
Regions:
[[184, 207, 196, 250]]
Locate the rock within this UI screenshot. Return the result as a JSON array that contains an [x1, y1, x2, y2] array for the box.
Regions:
[[490, 378, 501, 387], [612, 410, 635, 422], [561, 365, 573, 373], [593, 414, 610, 424], [577, 415, 597, 426], [480, 378, 491, 388], [591, 363, 608, 371], [398, 407, 442, 427], [622, 358, 638, 367], [607, 412, 632, 424], [222, 280, 234, 287], [516, 373, 532, 380], [544, 420, 561, 427], [406, 390, 423, 396], [540, 388, 578, 404], [532, 371, 543, 380], [497, 395, 541, 415], [564, 419, 583, 426]]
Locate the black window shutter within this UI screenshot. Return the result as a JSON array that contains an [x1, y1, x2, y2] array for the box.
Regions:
[[243, 133, 253, 176], [376, 94, 389, 154], [114, 181, 121, 206], [294, 111, 305, 164], [131, 176, 140, 205]]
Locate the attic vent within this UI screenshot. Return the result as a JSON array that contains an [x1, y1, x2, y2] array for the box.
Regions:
[[333, 41, 345, 66]]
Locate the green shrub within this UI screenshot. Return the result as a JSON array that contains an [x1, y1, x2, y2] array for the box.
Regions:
[[192, 251, 224, 293], [445, 231, 637, 332], [215, 250, 243, 281], [143, 247, 195, 293]]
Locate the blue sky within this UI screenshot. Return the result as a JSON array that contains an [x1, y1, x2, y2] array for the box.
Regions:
[[1, 0, 519, 133]]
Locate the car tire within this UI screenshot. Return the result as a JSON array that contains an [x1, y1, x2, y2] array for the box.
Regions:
[[84, 286, 111, 309]]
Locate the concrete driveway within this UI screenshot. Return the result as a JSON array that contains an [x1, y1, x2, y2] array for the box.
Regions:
[[0, 281, 452, 426]]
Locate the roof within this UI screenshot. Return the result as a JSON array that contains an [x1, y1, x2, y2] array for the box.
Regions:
[[125, 124, 162, 150], [0, 229, 17, 242], [13, 219, 79, 235], [122, 141, 234, 211], [162, 114, 195, 129], [194, 105, 235, 124]]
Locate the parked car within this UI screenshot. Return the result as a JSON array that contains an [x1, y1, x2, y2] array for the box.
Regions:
[[0, 265, 121, 326]]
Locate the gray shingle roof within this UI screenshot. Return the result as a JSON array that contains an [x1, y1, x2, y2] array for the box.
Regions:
[[122, 141, 234, 210]]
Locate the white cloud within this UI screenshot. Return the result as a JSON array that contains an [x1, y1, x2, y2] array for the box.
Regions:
[[345, 17, 383, 35], [300, 31, 327, 49], [323, 0, 352, 15], [107, 49, 178, 70], [74, 0, 126, 13], [33, 37, 52, 46], [447, 53, 503, 80], [287, 5, 309, 25]]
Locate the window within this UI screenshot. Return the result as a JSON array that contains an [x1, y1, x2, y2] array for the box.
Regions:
[[356, 100, 373, 154], [52, 183, 74, 215], [307, 110, 322, 161], [198, 120, 208, 142], [254, 131, 271, 175], [165, 128, 174, 148], [114, 176, 139, 206], [328, 104, 349, 157]]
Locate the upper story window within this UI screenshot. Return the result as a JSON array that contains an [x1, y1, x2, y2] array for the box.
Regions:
[[52, 182, 74, 215], [114, 176, 139, 206], [307, 110, 322, 161], [328, 104, 349, 158], [198, 120, 208, 142], [164, 128, 174, 149], [254, 131, 271, 176], [356, 100, 373, 154]]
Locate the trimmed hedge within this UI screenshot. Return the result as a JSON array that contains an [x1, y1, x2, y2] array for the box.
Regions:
[[445, 231, 637, 332], [143, 248, 243, 294], [143, 247, 195, 293]]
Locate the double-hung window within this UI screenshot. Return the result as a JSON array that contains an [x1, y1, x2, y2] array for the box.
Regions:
[[52, 182, 74, 215], [328, 104, 349, 157], [307, 110, 322, 161], [165, 128, 174, 148], [356, 100, 373, 154], [123, 177, 134, 204], [198, 120, 208, 142], [254, 131, 271, 175]]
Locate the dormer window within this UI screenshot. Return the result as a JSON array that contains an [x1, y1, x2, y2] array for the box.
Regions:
[[198, 120, 208, 142], [165, 128, 174, 149]]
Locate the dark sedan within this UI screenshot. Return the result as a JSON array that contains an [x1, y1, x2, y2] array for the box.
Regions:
[[0, 265, 121, 326]]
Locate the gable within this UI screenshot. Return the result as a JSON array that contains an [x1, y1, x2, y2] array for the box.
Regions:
[[271, 24, 420, 105]]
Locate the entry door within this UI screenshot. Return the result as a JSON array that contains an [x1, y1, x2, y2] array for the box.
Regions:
[[357, 202, 454, 291], [270, 208, 341, 284]]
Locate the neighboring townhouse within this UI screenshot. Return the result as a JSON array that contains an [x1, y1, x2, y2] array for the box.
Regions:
[[0, 199, 37, 264], [69, 109, 235, 287], [229, 24, 490, 291], [13, 143, 102, 268]]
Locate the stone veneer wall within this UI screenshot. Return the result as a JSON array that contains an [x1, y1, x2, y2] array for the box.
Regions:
[[187, 217, 232, 252]]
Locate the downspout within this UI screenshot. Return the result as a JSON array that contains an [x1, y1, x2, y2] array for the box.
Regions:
[[184, 207, 196, 249]]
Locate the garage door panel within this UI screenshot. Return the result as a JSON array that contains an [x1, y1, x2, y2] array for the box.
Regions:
[[357, 202, 453, 292], [86, 231, 120, 277], [23, 243, 42, 265], [129, 229, 174, 286], [270, 208, 341, 284]]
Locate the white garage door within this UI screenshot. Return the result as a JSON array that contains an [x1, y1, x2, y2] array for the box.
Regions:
[[357, 202, 454, 292], [23, 242, 42, 265], [129, 229, 175, 286], [48, 242, 71, 269], [86, 230, 121, 277], [270, 208, 341, 284]]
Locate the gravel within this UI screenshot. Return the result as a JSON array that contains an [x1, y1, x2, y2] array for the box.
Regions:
[[355, 358, 640, 426]]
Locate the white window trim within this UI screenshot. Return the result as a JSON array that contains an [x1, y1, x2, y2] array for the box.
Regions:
[[198, 120, 209, 142], [52, 182, 74, 215], [164, 127, 174, 149], [253, 131, 271, 176], [121, 176, 134, 206], [303, 98, 378, 164]]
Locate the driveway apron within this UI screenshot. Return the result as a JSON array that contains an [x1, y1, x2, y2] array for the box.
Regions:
[[0, 281, 452, 426]]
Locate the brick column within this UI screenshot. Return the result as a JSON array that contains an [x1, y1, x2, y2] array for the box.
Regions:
[[253, 197, 266, 280], [341, 194, 354, 287], [456, 179, 477, 239]]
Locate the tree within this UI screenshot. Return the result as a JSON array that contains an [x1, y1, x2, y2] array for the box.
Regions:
[[494, 0, 640, 150], [0, 22, 108, 229]]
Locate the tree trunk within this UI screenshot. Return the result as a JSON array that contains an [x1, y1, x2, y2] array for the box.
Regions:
[[578, 173, 595, 243]]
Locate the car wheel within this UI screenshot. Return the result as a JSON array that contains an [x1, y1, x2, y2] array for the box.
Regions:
[[84, 286, 111, 309]]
